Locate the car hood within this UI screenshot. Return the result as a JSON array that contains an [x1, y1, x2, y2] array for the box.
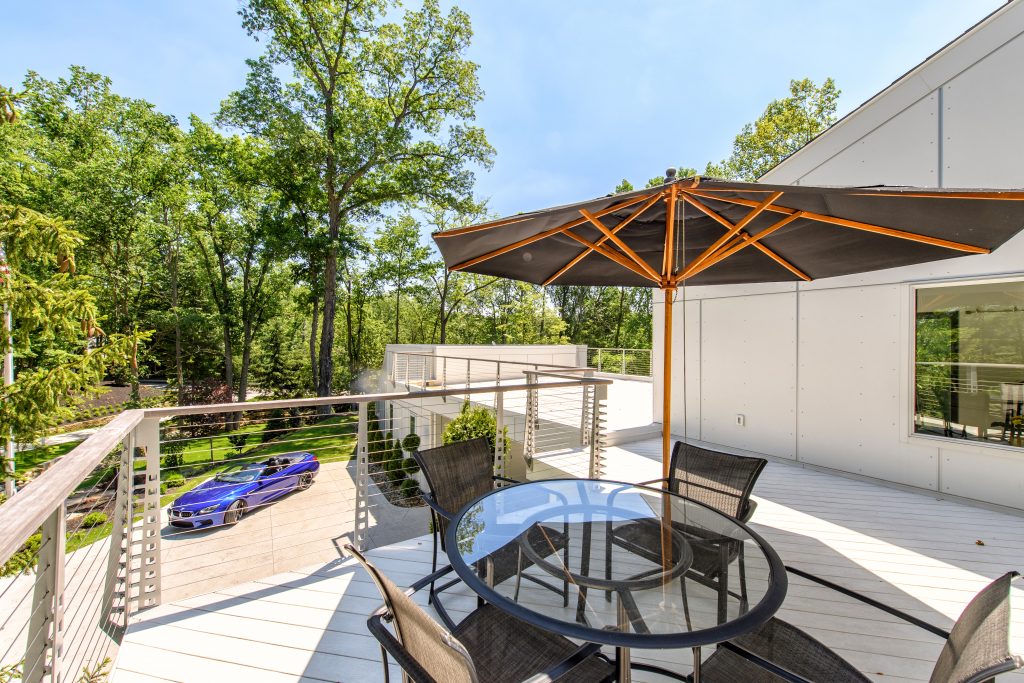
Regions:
[[172, 477, 256, 510]]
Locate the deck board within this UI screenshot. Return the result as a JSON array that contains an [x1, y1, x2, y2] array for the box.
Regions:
[[113, 438, 1024, 682]]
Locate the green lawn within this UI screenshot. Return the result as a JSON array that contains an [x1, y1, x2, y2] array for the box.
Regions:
[[15, 441, 80, 473]]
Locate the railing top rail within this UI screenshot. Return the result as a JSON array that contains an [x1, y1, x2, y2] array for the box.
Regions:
[[387, 350, 584, 371], [0, 409, 144, 566], [143, 377, 612, 418]]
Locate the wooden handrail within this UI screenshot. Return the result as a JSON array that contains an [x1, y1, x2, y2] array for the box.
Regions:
[[0, 410, 144, 565]]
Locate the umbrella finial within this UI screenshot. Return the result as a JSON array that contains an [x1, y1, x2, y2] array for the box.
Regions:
[[664, 167, 678, 184]]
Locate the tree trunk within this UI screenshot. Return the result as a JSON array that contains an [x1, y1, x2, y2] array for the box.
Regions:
[[309, 292, 320, 390], [318, 100, 338, 404], [394, 286, 401, 343]]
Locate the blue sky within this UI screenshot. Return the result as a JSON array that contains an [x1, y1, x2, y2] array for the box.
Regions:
[[3, 0, 1006, 218]]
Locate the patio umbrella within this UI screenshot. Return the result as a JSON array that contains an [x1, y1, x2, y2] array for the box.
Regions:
[[432, 173, 1024, 476]]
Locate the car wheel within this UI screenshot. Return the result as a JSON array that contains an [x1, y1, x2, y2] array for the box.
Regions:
[[298, 473, 314, 490], [224, 500, 246, 525]]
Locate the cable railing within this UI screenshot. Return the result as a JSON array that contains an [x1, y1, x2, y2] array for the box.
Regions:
[[586, 347, 653, 378], [384, 349, 587, 389], [0, 374, 610, 679]]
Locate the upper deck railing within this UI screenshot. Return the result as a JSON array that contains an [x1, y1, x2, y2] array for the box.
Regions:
[[0, 374, 610, 681]]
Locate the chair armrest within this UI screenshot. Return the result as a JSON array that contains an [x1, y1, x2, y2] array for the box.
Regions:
[[741, 499, 757, 523], [718, 641, 815, 683], [785, 565, 950, 639], [520, 642, 609, 683], [368, 612, 439, 683], [407, 564, 456, 595], [422, 492, 454, 521]]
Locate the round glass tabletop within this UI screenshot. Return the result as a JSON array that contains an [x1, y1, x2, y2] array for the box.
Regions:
[[445, 478, 787, 649]]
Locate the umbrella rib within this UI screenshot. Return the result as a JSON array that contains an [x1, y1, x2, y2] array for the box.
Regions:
[[561, 230, 660, 284], [686, 189, 991, 254], [683, 191, 784, 273], [578, 208, 662, 282], [681, 212, 809, 281], [542, 192, 664, 286], [448, 192, 657, 271]]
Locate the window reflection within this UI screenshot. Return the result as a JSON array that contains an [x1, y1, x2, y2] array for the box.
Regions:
[[915, 281, 1024, 447]]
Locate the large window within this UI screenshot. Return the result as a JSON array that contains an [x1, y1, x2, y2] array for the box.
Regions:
[[914, 280, 1024, 447]]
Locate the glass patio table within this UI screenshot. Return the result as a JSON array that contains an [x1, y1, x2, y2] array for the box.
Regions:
[[445, 478, 787, 682]]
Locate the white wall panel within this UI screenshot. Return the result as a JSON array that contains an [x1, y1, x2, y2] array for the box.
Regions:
[[800, 95, 939, 187], [797, 286, 938, 489], [942, 33, 1024, 188], [699, 293, 797, 459], [939, 445, 1024, 509]]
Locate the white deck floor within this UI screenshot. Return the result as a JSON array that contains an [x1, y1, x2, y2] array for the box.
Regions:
[[112, 438, 1024, 683]]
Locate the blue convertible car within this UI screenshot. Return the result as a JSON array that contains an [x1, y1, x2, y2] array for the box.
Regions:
[[168, 453, 319, 529]]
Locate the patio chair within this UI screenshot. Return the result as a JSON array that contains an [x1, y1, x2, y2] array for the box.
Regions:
[[345, 545, 615, 683], [413, 437, 570, 628], [607, 441, 767, 625], [698, 568, 1023, 683]]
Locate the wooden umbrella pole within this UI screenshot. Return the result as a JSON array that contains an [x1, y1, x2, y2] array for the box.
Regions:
[[662, 288, 673, 481]]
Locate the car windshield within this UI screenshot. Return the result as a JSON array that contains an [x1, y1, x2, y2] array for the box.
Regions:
[[215, 466, 263, 483]]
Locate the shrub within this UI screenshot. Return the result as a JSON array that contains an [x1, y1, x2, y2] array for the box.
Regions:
[[442, 403, 508, 457], [402, 457, 420, 476], [401, 433, 421, 452], [1, 533, 40, 577], [162, 451, 184, 469], [399, 477, 420, 501], [163, 471, 185, 490], [80, 512, 108, 528], [263, 409, 290, 443]]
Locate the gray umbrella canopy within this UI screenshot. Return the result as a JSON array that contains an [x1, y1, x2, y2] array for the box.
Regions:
[[432, 175, 1024, 475], [433, 177, 1024, 289]]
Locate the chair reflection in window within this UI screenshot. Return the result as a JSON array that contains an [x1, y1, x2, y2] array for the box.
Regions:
[[1001, 382, 1024, 446]]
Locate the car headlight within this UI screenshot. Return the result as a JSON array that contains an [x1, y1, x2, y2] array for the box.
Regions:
[[198, 505, 220, 514]]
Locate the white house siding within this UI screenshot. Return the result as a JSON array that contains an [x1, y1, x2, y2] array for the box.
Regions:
[[654, 0, 1024, 510]]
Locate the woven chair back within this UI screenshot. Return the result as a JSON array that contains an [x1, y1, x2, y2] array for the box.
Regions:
[[414, 437, 494, 545], [930, 572, 1023, 683], [668, 442, 767, 520], [347, 546, 479, 683]]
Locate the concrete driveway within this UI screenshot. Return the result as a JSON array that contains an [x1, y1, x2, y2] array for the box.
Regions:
[[159, 459, 429, 603]]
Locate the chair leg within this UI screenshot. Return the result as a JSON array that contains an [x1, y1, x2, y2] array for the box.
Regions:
[[679, 575, 693, 630], [738, 544, 749, 613], [429, 517, 438, 605], [380, 644, 391, 683], [563, 519, 570, 607], [604, 519, 613, 603], [514, 546, 524, 602]]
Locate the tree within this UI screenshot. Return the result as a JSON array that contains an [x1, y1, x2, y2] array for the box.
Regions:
[[371, 214, 432, 343], [229, 0, 494, 398], [0, 205, 139, 492], [706, 78, 840, 181]]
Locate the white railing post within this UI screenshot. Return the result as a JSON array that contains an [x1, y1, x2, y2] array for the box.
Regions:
[[494, 392, 506, 480], [103, 430, 135, 630], [25, 503, 66, 683], [136, 417, 162, 609], [588, 381, 608, 480], [580, 369, 594, 448], [524, 371, 537, 471], [441, 357, 448, 400], [495, 361, 501, 385], [597, 352, 602, 373], [354, 402, 369, 550], [621, 349, 627, 374]]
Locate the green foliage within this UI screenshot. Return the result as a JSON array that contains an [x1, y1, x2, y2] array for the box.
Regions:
[[162, 471, 185, 490], [705, 78, 840, 181], [80, 511, 108, 528], [399, 477, 420, 501], [401, 457, 420, 476], [227, 432, 250, 455], [0, 659, 22, 683], [76, 657, 111, 683], [442, 402, 507, 458], [401, 433, 421, 452], [1, 533, 40, 577]]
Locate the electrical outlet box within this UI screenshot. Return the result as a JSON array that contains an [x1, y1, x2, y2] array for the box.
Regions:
[[735, 414, 745, 427]]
